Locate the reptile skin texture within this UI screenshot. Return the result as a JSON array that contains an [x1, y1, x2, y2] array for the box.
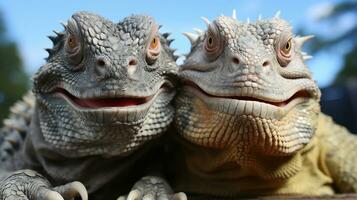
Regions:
[[168, 11, 357, 199]]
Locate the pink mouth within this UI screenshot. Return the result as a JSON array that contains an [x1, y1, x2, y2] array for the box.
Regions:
[[55, 88, 151, 108]]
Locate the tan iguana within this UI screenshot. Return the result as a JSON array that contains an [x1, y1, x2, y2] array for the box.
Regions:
[[167, 11, 357, 199]]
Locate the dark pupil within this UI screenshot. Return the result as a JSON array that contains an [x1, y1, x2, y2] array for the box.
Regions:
[[153, 38, 156, 43], [68, 37, 75, 48], [285, 42, 290, 50], [208, 37, 213, 45]]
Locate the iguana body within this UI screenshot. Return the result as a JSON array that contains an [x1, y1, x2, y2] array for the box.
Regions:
[[168, 11, 357, 199], [0, 12, 179, 200]]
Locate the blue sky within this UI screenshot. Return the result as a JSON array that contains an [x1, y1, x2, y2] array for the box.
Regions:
[[0, 0, 353, 87]]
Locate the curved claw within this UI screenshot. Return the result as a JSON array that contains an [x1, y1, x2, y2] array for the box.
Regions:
[[41, 189, 64, 200], [54, 181, 88, 200], [127, 189, 142, 200], [142, 194, 155, 200], [172, 192, 187, 200], [45, 191, 64, 200], [117, 196, 127, 200]]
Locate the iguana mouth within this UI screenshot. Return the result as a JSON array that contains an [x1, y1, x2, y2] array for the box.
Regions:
[[54, 88, 155, 108], [185, 81, 311, 107]]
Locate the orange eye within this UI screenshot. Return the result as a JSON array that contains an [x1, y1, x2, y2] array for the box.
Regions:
[[276, 37, 293, 67], [149, 36, 160, 50], [146, 35, 161, 65], [207, 36, 214, 47], [67, 34, 78, 50], [65, 32, 83, 66], [282, 38, 292, 55], [204, 24, 223, 62]]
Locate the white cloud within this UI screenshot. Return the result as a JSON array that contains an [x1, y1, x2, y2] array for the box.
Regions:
[[307, 2, 333, 21]]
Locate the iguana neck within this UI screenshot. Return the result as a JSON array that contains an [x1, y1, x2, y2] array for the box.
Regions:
[[173, 132, 305, 180], [169, 129, 334, 197], [23, 105, 161, 196]]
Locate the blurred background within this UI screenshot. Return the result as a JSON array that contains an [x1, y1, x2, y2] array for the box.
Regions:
[[0, 0, 356, 132]]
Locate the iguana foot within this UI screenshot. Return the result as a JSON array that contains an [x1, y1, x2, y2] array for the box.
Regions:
[[0, 169, 88, 200], [117, 176, 187, 200]]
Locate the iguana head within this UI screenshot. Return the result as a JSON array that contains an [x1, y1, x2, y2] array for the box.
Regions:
[[33, 12, 177, 157], [176, 12, 321, 158]]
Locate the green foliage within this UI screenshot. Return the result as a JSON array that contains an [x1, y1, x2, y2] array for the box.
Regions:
[[0, 12, 29, 126], [306, 1, 357, 85]]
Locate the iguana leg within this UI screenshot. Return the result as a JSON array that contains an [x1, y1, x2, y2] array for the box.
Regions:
[[0, 169, 88, 200], [317, 114, 357, 192], [117, 176, 187, 200]]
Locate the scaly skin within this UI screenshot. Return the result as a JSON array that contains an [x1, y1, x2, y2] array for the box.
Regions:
[[0, 12, 180, 200], [316, 114, 357, 193], [169, 11, 357, 198]]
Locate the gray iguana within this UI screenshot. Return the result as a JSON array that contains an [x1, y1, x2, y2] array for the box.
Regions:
[[0, 11, 181, 200], [167, 11, 357, 199]]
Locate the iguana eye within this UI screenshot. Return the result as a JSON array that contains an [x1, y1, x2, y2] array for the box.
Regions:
[[206, 36, 214, 49], [149, 36, 159, 50], [281, 38, 292, 56], [65, 19, 83, 67], [66, 34, 79, 53], [146, 35, 161, 65], [276, 36, 292, 67], [204, 23, 223, 61]]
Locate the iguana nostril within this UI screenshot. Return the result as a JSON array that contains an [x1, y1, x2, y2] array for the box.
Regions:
[[128, 58, 138, 76], [96, 58, 106, 67], [94, 57, 108, 78], [232, 57, 240, 65], [128, 59, 138, 66], [262, 61, 270, 67]]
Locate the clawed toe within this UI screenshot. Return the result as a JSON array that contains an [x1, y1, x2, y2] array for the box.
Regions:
[[54, 181, 88, 200]]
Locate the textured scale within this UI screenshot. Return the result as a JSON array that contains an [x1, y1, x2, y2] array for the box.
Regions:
[[170, 11, 357, 198], [0, 12, 179, 200], [316, 114, 357, 193], [0, 92, 34, 165]]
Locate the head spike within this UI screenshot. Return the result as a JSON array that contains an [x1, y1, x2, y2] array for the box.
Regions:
[[246, 18, 250, 24], [48, 35, 57, 43], [45, 48, 55, 61], [201, 17, 211, 26], [182, 32, 198, 45], [193, 28, 203, 35], [167, 39, 174, 45], [53, 30, 62, 36], [162, 32, 170, 38], [60, 21, 67, 29], [296, 35, 315, 48], [45, 48, 53, 54], [232, 9, 237, 19], [303, 55, 313, 60], [274, 10, 281, 18], [258, 14, 262, 20]]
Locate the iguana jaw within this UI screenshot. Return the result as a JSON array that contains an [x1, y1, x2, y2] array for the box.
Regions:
[[182, 84, 312, 119], [185, 80, 311, 106], [51, 81, 173, 112]]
